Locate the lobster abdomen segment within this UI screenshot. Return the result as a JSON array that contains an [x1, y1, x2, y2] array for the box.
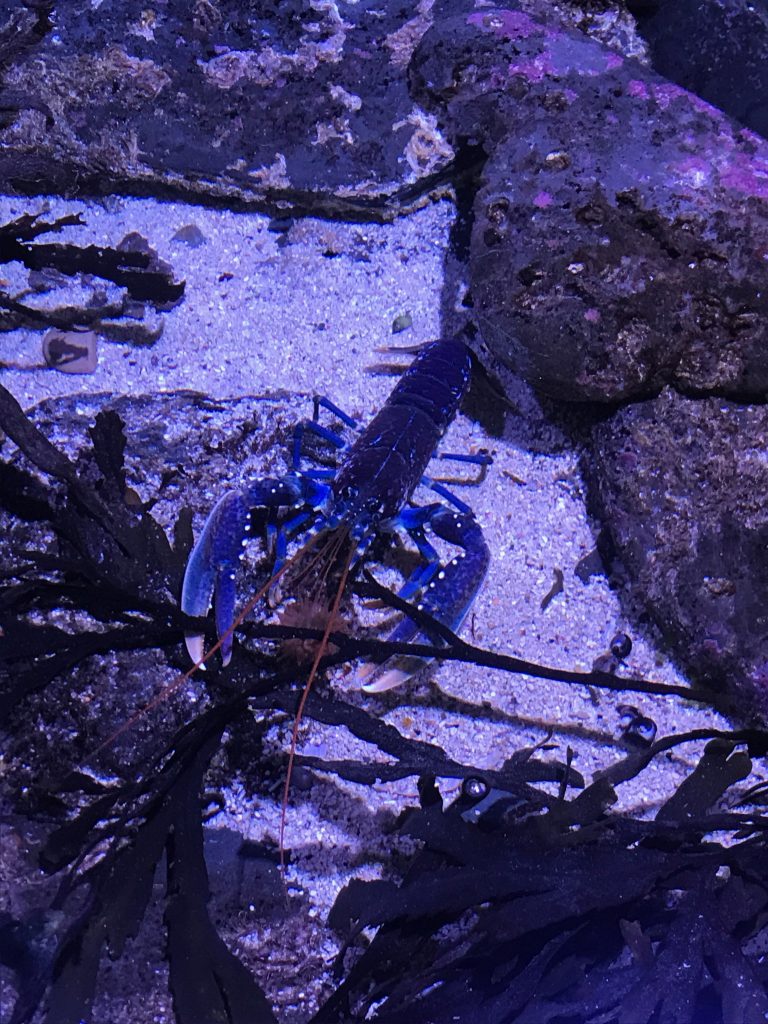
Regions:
[[386, 337, 471, 430], [333, 339, 472, 522]]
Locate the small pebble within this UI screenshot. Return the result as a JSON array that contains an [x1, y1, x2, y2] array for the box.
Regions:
[[291, 766, 314, 792], [171, 223, 206, 247], [268, 216, 294, 234], [592, 652, 619, 675]]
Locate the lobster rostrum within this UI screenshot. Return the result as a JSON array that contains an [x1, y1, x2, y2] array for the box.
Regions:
[[181, 338, 491, 691]]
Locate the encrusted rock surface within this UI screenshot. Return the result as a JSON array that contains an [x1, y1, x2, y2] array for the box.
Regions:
[[588, 388, 768, 722], [632, 0, 768, 140], [0, 1, 449, 211], [410, 8, 768, 402], [402, 5, 768, 719]]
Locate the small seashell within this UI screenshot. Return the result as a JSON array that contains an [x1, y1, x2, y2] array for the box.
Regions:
[[392, 312, 413, 334], [616, 704, 657, 748], [609, 632, 633, 660], [462, 776, 489, 801], [42, 329, 98, 374]]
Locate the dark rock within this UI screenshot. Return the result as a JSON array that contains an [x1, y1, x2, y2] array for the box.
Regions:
[[631, 0, 768, 140], [574, 545, 607, 583], [0, 0, 448, 211], [409, 8, 768, 402], [588, 388, 768, 722], [205, 830, 284, 919]]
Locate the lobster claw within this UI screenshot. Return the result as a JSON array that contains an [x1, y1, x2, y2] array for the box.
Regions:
[[358, 509, 490, 692], [181, 490, 250, 668]]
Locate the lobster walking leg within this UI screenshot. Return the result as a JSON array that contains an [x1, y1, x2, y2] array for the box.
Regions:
[[291, 395, 360, 476]]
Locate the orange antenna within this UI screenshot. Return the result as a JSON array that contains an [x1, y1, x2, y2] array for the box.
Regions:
[[279, 542, 354, 882]]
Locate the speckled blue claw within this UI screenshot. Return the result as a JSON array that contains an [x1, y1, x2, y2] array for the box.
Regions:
[[181, 474, 329, 667], [181, 490, 250, 668], [358, 509, 490, 692]]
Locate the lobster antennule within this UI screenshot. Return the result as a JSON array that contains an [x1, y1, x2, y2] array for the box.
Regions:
[[280, 541, 355, 877], [358, 509, 490, 692]]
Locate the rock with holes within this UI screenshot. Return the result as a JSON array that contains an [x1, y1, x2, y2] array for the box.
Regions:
[[587, 387, 768, 723], [409, 7, 768, 402]]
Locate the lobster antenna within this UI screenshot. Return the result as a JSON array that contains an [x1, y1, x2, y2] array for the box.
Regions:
[[80, 532, 322, 768], [373, 343, 424, 354], [279, 540, 354, 884]]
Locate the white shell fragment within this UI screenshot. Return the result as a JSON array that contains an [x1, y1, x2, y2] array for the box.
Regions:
[[42, 328, 98, 374]]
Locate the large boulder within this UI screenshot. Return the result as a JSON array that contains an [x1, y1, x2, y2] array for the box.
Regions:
[[0, 1, 449, 210], [409, 6, 768, 718], [410, 8, 768, 402], [588, 388, 768, 722]]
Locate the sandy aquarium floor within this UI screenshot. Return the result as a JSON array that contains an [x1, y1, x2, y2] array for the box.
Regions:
[[0, 192, 760, 1021]]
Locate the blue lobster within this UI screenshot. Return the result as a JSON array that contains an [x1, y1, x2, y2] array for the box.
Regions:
[[181, 338, 491, 691]]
